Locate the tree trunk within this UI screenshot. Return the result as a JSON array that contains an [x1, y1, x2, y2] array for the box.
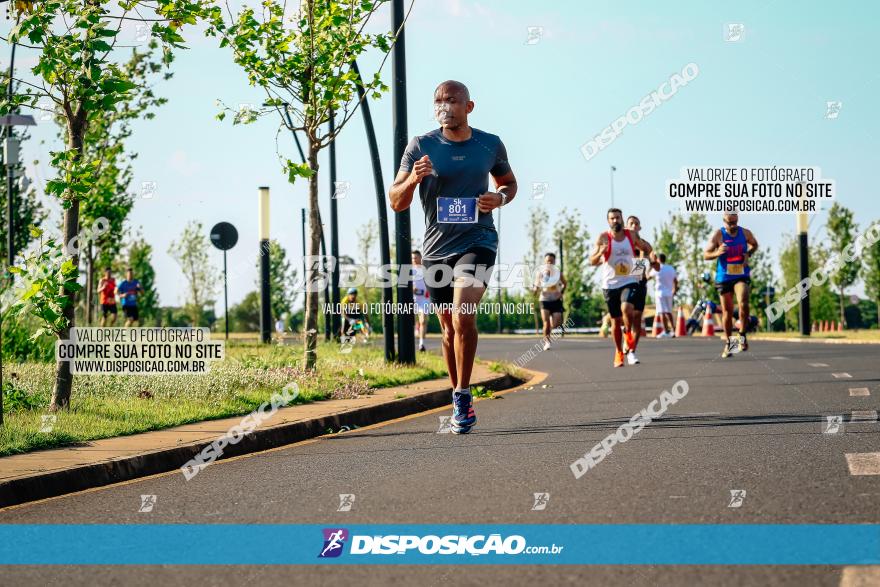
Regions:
[[839, 285, 846, 328], [50, 115, 86, 411], [303, 139, 321, 369], [52, 196, 80, 411], [85, 242, 94, 325]]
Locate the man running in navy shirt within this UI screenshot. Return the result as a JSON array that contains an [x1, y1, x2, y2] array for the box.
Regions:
[[389, 80, 518, 434]]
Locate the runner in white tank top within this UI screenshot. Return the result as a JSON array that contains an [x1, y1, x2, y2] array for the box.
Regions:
[[599, 230, 638, 290], [590, 208, 655, 368]]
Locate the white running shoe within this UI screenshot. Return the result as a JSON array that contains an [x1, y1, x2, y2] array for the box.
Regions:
[[627, 351, 640, 365], [543, 340, 552, 351]]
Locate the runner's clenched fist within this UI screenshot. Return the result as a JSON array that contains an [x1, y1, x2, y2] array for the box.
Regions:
[[410, 155, 433, 185]]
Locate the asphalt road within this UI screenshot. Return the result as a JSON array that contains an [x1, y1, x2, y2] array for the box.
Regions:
[[2, 334, 879, 586]]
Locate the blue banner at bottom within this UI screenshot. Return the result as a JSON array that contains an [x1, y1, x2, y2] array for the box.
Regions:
[[0, 524, 878, 565]]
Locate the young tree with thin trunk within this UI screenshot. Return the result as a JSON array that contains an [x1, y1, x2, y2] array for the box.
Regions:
[[204, 0, 398, 369], [168, 221, 219, 327], [524, 204, 548, 333], [672, 213, 713, 305], [863, 223, 880, 329], [826, 203, 859, 327], [77, 40, 173, 324], [1, 0, 204, 410], [552, 207, 594, 326]]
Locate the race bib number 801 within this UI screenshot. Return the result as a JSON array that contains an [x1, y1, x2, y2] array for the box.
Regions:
[[437, 197, 477, 224]]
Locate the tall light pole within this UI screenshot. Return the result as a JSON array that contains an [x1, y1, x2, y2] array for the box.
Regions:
[[352, 60, 395, 361], [797, 202, 811, 336], [0, 5, 36, 424], [328, 108, 341, 340], [300, 207, 306, 287], [258, 187, 272, 344], [392, 0, 415, 364], [4, 4, 18, 268], [609, 165, 617, 208]]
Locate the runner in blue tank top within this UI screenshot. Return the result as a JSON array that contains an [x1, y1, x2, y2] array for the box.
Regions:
[[704, 213, 759, 358]]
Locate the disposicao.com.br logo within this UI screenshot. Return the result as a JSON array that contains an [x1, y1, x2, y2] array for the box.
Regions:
[[318, 528, 563, 558]]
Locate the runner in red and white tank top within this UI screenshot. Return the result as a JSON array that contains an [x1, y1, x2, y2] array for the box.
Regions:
[[599, 229, 638, 290], [590, 208, 655, 368]]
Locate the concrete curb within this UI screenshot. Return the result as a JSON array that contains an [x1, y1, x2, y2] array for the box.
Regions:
[[0, 367, 535, 509]]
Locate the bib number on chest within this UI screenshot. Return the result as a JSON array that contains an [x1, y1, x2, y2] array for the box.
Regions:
[[727, 263, 744, 276], [437, 197, 477, 224], [615, 262, 630, 276]]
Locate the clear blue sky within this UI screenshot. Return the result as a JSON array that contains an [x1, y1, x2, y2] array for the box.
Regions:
[[6, 0, 879, 309]]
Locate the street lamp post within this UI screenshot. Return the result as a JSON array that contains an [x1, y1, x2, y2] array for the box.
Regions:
[[392, 0, 415, 364], [259, 187, 272, 344], [352, 60, 395, 362], [797, 208, 811, 336], [328, 109, 341, 340]]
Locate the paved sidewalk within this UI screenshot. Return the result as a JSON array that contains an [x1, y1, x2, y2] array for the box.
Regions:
[[0, 362, 535, 508]]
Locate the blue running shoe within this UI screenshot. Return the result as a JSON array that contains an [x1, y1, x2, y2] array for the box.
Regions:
[[451, 390, 476, 433]]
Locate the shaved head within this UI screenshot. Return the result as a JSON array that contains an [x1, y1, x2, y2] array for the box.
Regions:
[[433, 80, 474, 131], [435, 80, 470, 101]]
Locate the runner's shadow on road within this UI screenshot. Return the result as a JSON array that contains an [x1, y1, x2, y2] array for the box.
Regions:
[[470, 413, 880, 437], [322, 413, 878, 441]]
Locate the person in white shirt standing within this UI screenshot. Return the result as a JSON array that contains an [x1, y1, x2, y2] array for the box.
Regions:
[[411, 250, 431, 352], [652, 254, 679, 337], [590, 208, 655, 368]]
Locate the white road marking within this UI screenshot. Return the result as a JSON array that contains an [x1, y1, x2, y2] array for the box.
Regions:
[[845, 453, 880, 476], [840, 566, 880, 586], [808, 362, 829, 367], [850, 410, 878, 423], [768, 356, 788, 360], [832, 372, 853, 379], [849, 387, 871, 397]]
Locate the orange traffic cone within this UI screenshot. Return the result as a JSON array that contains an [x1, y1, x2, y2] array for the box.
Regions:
[[822, 320, 828, 332], [640, 319, 647, 337], [702, 305, 716, 336], [653, 313, 665, 337], [812, 321, 818, 333], [675, 307, 687, 337], [838, 321, 844, 332]]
